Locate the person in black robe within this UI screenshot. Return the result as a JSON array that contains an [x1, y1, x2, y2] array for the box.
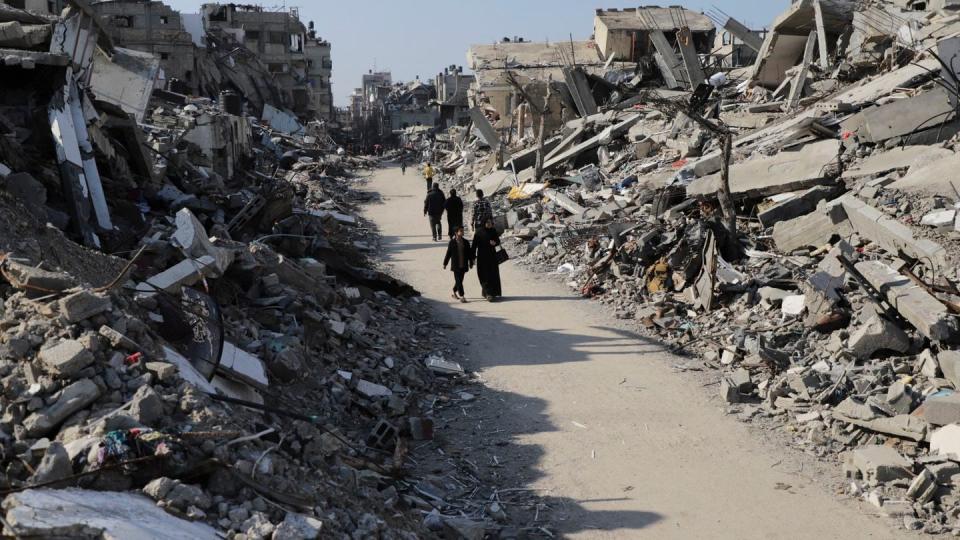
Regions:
[[444, 189, 464, 239], [471, 218, 502, 301], [442, 226, 473, 303]]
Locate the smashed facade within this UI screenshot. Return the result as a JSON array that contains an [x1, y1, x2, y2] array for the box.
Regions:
[[201, 4, 312, 114], [90, 0, 196, 90]]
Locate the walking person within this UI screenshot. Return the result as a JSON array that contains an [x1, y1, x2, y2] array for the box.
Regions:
[[471, 218, 503, 301], [443, 226, 473, 303], [471, 189, 494, 232], [422, 162, 435, 191], [423, 184, 446, 241], [400, 158, 406, 175], [444, 188, 464, 239]]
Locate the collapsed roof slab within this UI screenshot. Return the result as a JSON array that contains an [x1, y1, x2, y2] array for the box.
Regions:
[[890, 150, 960, 194], [841, 145, 954, 179], [856, 260, 959, 342], [752, 0, 855, 87], [686, 139, 841, 200]]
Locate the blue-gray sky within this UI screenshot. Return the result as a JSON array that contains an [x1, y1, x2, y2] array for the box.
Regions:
[[163, 1, 790, 106]]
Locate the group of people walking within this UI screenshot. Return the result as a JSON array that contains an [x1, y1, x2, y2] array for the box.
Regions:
[[419, 168, 503, 302]]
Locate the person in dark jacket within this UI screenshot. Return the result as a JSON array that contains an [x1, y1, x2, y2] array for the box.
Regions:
[[442, 226, 473, 303], [471, 189, 494, 231], [423, 185, 446, 241], [471, 218, 502, 301], [444, 189, 464, 239]]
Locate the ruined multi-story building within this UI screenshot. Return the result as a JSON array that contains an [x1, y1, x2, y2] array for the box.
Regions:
[[201, 4, 313, 115], [434, 65, 474, 129], [90, 0, 197, 89], [304, 31, 334, 121], [1, 0, 63, 13]]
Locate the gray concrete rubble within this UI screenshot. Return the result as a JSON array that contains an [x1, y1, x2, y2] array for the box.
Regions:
[[0, 2, 478, 537], [9, 0, 960, 536], [399, 0, 960, 534]]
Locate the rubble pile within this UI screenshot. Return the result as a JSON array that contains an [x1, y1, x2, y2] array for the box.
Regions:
[[414, 1, 960, 533], [0, 1, 492, 539]]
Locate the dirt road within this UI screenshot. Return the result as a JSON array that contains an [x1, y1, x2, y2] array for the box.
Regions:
[[364, 166, 901, 539]]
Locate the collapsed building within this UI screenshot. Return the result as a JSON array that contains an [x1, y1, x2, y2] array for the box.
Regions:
[[87, 0, 335, 123], [91, 0, 197, 90], [0, 1, 505, 538], [407, 0, 960, 534]]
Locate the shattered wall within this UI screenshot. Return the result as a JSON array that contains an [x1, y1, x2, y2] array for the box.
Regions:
[[91, 0, 197, 90]]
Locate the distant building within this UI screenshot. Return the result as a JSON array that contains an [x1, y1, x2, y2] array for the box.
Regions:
[[466, 38, 604, 132], [386, 80, 438, 131], [201, 4, 313, 115], [434, 65, 474, 129], [304, 31, 334, 121], [91, 0, 197, 90], [593, 7, 715, 63]]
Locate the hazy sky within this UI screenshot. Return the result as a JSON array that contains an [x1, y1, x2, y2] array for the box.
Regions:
[[162, 1, 790, 107]]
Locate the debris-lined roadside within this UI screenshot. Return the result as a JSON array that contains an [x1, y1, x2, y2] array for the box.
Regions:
[[403, 2, 960, 535], [0, 2, 523, 538]]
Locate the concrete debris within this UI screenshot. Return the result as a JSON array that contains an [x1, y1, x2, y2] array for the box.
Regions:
[[3, 488, 219, 539], [0, 3, 474, 536], [843, 446, 912, 486], [6, 0, 960, 535]]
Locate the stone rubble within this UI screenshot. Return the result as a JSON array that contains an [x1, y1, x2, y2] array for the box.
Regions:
[[404, 0, 960, 534]]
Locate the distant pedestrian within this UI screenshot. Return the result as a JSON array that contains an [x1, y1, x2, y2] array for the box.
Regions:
[[400, 158, 407, 175], [471, 218, 502, 301], [423, 184, 446, 241], [423, 162, 435, 191], [443, 226, 473, 303], [471, 189, 493, 231], [444, 188, 464, 239]]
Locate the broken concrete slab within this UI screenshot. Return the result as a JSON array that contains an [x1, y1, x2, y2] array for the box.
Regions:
[[843, 445, 912, 486], [543, 113, 642, 170], [4, 260, 77, 292], [841, 146, 954, 179], [89, 46, 161, 123], [135, 255, 217, 295], [687, 139, 840, 200], [772, 197, 851, 252], [848, 315, 910, 359], [841, 196, 948, 272], [932, 424, 960, 459], [832, 397, 929, 442], [475, 170, 514, 197], [58, 290, 111, 323], [892, 150, 960, 195], [468, 107, 500, 148], [2, 488, 219, 539], [855, 260, 958, 342], [171, 208, 234, 274], [758, 185, 839, 227], [940, 351, 960, 390], [914, 392, 960, 426], [219, 342, 269, 386], [848, 87, 955, 144], [23, 378, 101, 437], [543, 189, 585, 215], [39, 339, 94, 378], [921, 209, 957, 228]]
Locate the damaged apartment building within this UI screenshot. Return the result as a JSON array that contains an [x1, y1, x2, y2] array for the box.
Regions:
[[91, 0, 196, 91], [87, 1, 334, 122], [465, 6, 716, 149]]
